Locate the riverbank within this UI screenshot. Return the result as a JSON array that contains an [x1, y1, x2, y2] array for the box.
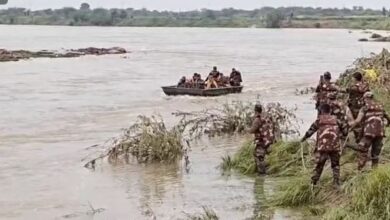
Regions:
[[282, 16, 390, 30], [1, 6, 390, 30], [222, 49, 390, 219], [1, 17, 390, 30]]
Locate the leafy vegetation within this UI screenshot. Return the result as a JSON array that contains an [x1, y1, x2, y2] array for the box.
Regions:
[[1, 4, 390, 28], [175, 101, 300, 139], [84, 115, 187, 168], [221, 140, 312, 176], [85, 101, 297, 168]]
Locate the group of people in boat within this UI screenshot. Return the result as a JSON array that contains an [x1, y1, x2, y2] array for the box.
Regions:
[[177, 66, 242, 89]]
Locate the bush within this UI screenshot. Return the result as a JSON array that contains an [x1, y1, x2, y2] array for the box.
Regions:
[[84, 115, 186, 168], [175, 101, 300, 139], [265, 10, 285, 28]]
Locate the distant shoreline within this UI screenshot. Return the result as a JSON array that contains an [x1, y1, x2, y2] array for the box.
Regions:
[[1, 6, 390, 30]]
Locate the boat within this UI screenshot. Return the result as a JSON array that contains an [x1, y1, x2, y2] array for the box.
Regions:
[[161, 85, 243, 96]]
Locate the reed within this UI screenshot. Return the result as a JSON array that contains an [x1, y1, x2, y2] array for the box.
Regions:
[[220, 140, 312, 176]]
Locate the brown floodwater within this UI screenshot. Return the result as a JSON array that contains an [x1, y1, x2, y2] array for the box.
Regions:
[[0, 25, 389, 219]]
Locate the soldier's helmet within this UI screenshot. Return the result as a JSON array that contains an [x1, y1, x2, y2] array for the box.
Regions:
[[327, 92, 337, 100], [363, 91, 374, 99], [353, 72, 363, 81], [254, 103, 263, 113], [324, 72, 332, 79]]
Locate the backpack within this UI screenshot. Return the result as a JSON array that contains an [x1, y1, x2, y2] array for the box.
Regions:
[[349, 82, 370, 108], [364, 100, 385, 138], [318, 82, 337, 105], [257, 115, 275, 146], [317, 115, 340, 152]]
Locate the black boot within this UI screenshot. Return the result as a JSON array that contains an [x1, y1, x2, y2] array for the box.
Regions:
[[372, 159, 379, 169], [257, 162, 267, 175]]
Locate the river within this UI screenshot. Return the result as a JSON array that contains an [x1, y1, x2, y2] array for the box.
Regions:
[[0, 25, 388, 219]]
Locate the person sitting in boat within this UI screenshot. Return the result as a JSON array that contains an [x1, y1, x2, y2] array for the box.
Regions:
[[217, 73, 230, 87], [206, 66, 220, 89], [230, 68, 242, 86], [192, 73, 205, 89], [177, 76, 191, 88]]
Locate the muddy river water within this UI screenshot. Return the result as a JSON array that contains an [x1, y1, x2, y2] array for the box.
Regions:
[[0, 26, 389, 219]]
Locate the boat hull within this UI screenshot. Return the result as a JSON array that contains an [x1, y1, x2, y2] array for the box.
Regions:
[[161, 86, 243, 96]]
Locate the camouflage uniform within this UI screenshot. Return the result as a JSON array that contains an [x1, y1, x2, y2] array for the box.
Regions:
[[347, 81, 370, 142], [326, 94, 349, 142], [315, 81, 339, 112], [353, 98, 390, 170], [249, 114, 275, 174], [303, 114, 348, 185]]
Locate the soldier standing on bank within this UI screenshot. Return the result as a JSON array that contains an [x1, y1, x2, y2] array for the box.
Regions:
[[347, 72, 370, 142], [315, 72, 339, 113], [349, 92, 390, 170], [301, 104, 348, 186], [249, 104, 276, 175], [327, 92, 349, 143]]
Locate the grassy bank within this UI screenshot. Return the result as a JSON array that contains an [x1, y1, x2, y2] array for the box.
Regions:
[[271, 49, 390, 218], [221, 48, 390, 219], [221, 140, 312, 177]]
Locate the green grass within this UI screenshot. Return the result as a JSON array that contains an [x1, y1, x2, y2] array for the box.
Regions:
[[220, 140, 311, 176], [269, 48, 390, 219], [220, 140, 256, 175]]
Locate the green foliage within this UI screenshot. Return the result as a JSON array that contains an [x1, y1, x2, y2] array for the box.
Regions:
[[220, 140, 311, 176], [84, 115, 186, 168], [264, 10, 285, 28], [347, 166, 390, 219], [269, 48, 390, 218], [266, 141, 311, 176], [0, 6, 389, 28], [271, 175, 322, 206], [90, 8, 112, 26], [175, 101, 299, 139], [221, 140, 256, 175], [80, 3, 90, 11]]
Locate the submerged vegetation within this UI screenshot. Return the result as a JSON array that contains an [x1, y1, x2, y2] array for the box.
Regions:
[[85, 101, 296, 168], [1, 5, 390, 29], [84, 115, 186, 168], [175, 101, 300, 138], [221, 140, 311, 176]]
